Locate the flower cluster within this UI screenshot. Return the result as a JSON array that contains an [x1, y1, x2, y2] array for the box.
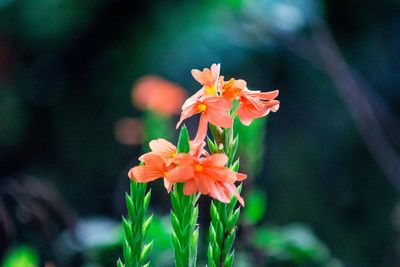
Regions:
[[129, 63, 279, 205]]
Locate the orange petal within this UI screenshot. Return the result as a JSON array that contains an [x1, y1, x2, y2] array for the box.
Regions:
[[183, 180, 198, 195], [182, 88, 204, 110], [203, 97, 233, 128], [164, 179, 173, 193], [236, 172, 247, 181], [191, 69, 206, 84], [210, 182, 231, 203], [205, 168, 236, 183], [210, 63, 220, 82], [224, 182, 245, 206], [194, 114, 209, 143], [190, 140, 207, 158], [128, 165, 163, 183], [195, 172, 212, 194], [149, 138, 175, 153], [140, 154, 167, 171], [176, 103, 200, 129], [173, 153, 196, 165], [201, 153, 228, 167], [246, 89, 279, 100], [205, 108, 233, 128], [166, 165, 194, 183], [204, 96, 232, 109], [237, 102, 257, 126]]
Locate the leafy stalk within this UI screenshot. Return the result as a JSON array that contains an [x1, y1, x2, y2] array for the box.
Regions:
[[118, 181, 153, 267], [208, 127, 242, 267], [170, 126, 199, 267]]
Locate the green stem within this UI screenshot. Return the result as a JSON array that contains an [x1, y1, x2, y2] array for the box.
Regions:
[[170, 125, 199, 267], [207, 187, 241, 267], [207, 127, 241, 267], [170, 183, 199, 267], [118, 181, 153, 267]]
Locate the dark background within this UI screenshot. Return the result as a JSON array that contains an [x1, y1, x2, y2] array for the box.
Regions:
[[0, 0, 399, 266]]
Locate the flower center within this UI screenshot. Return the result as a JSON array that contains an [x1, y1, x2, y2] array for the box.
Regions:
[[204, 85, 217, 96], [194, 164, 204, 172], [197, 103, 207, 112], [171, 152, 176, 158], [163, 171, 169, 177]]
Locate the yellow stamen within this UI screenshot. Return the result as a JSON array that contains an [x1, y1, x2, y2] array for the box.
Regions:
[[171, 152, 176, 158], [205, 85, 217, 96], [163, 171, 169, 177], [197, 103, 207, 112], [194, 164, 204, 172]]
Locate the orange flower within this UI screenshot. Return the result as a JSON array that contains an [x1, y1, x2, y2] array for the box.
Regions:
[[236, 89, 280, 126], [220, 78, 280, 125], [176, 96, 233, 143], [220, 77, 246, 100], [171, 153, 247, 206], [182, 63, 220, 110], [140, 138, 177, 166], [128, 154, 193, 192], [132, 76, 186, 116], [140, 138, 208, 166]]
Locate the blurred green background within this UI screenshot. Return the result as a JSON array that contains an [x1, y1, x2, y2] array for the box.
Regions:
[[0, 0, 399, 266]]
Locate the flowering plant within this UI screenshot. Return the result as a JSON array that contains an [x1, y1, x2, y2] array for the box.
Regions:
[[118, 64, 279, 267]]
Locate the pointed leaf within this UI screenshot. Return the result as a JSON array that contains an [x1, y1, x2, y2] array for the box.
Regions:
[[224, 250, 235, 267], [142, 214, 153, 237], [226, 207, 240, 232], [177, 125, 190, 153], [140, 241, 153, 262]]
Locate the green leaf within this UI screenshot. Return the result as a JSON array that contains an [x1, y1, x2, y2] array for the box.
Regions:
[[125, 194, 135, 221], [191, 206, 199, 226], [222, 231, 236, 257], [122, 217, 134, 249], [142, 214, 153, 236], [143, 190, 151, 213], [119, 180, 153, 267], [230, 158, 240, 172], [177, 125, 190, 153], [170, 196, 181, 219], [224, 251, 235, 267], [227, 134, 239, 166], [209, 224, 217, 243], [170, 183, 198, 267], [207, 136, 219, 154], [209, 123, 221, 142], [213, 243, 221, 264], [171, 233, 183, 252], [122, 240, 131, 265], [207, 245, 214, 267], [221, 128, 230, 153], [210, 202, 220, 224], [170, 212, 183, 241], [190, 228, 199, 267], [226, 207, 240, 232], [191, 228, 199, 251], [140, 241, 153, 262]]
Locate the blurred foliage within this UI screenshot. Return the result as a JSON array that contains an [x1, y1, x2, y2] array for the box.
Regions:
[[142, 111, 174, 147], [243, 189, 267, 225], [1, 245, 38, 267], [235, 117, 267, 177], [252, 224, 342, 267], [146, 216, 173, 267]]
